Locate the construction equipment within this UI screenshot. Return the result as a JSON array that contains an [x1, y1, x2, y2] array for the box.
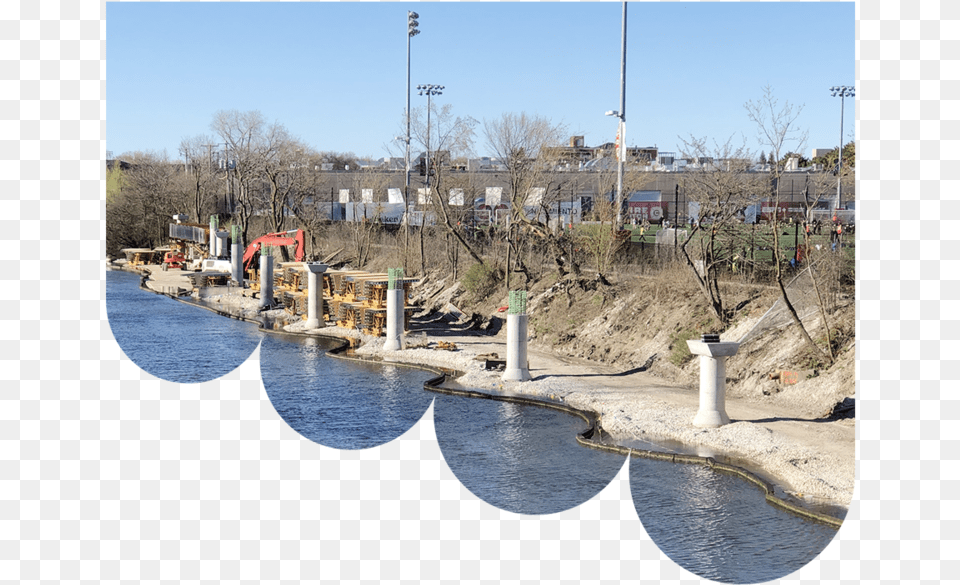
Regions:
[[161, 250, 185, 271], [242, 230, 306, 273]]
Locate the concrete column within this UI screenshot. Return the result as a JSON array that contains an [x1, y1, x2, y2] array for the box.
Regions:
[[502, 313, 532, 382], [259, 253, 274, 310], [231, 242, 242, 284], [209, 215, 217, 257], [215, 231, 228, 259], [304, 262, 328, 329], [383, 288, 406, 351], [686, 336, 740, 428]]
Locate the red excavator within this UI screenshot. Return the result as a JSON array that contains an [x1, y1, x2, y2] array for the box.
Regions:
[[242, 229, 306, 271]]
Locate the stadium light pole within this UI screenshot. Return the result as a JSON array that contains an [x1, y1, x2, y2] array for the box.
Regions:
[[830, 85, 854, 213], [406, 12, 419, 202], [417, 84, 443, 188], [404, 12, 420, 273]]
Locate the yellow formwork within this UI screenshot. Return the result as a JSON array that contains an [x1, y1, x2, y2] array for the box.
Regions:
[[304, 269, 421, 336]]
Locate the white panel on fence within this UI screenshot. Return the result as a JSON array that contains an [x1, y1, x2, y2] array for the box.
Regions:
[[387, 188, 404, 204], [526, 187, 545, 207], [417, 188, 432, 205], [449, 188, 464, 206], [339, 189, 350, 204], [485, 186, 502, 207], [362, 189, 373, 203]]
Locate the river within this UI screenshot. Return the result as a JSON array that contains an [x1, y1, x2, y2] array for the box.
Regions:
[[107, 268, 840, 583], [106, 269, 263, 383]]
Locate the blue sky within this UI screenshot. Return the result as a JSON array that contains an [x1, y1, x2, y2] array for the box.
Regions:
[[106, 2, 855, 161]]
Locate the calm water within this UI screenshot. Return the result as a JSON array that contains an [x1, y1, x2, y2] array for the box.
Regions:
[[630, 458, 839, 583], [259, 333, 436, 450], [434, 395, 626, 515], [106, 269, 263, 383], [109, 269, 840, 582]]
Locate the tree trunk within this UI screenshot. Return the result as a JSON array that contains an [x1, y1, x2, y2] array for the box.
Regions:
[[771, 207, 830, 363]]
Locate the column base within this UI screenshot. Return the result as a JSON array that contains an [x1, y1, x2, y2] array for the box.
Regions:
[[501, 368, 532, 382], [693, 409, 730, 429]]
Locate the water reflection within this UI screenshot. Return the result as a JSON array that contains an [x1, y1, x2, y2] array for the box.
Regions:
[[630, 457, 838, 583], [435, 394, 625, 515], [105, 269, 262, 383], [259, 334, 435, 450]]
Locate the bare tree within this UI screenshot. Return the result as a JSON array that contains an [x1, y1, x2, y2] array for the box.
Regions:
[[260, 125, 313, 260], [676, 135, 760, 322], [403, 103, 484, 273], [482, 112, 567, 289], [576, 194, 623, 282], [210, 109, 268, 248], [106, 151, 179, 255], [340, 169, 397, 270], [177, 135, 218, 222], [745, 86, 831, 363]]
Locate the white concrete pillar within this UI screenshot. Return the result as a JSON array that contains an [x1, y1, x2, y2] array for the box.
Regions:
[[215, 231, 228, 258], [383, 287, 405, 351], [304, 262, 328, 329], [686, 336, 740, 428], [231, 242, 242, 284], [502, 313, 532, 382], [209, 215, 217, 257], [259, 253, 274, 310]]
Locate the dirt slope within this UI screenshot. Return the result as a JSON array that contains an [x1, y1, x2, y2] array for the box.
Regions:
[[408, 265, 856, 421]]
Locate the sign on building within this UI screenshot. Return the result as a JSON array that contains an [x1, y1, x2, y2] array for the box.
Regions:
[[626, 190, 665, 222], [760, 201, 806, 222]]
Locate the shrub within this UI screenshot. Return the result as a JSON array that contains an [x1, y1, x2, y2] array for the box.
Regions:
[[462, 262, 502, 301], [668, 328, 698, 367]]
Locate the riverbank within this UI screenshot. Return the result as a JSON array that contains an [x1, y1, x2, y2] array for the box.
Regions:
[[315, 323, 853, 517], [117, 261, 854, 518], [281, 308, 853, 517]]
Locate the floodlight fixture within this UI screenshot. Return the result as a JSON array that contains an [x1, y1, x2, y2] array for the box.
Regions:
[[408, 11, 420, 37], [830, 85, 855, 210]]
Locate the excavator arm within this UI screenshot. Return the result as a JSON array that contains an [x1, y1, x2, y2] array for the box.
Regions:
[[242, 229, 305, 271]]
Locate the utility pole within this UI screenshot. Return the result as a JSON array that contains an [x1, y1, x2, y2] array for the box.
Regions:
[[616, 1, 627, 229], [605, 2, 628, 230]]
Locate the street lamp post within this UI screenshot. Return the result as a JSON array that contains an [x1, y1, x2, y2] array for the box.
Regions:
[[417, 84, 443, 188], [830, 85, 854, 212]]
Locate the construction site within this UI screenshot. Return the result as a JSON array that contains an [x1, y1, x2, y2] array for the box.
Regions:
[[109, 208, 855, 520], [117, 214, 422, 339]]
